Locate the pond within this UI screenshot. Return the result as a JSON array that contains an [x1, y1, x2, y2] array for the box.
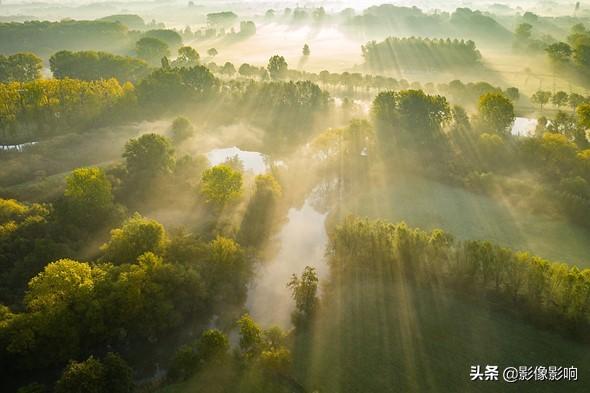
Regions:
[[246, 197, 328, 328], [511, 117, 537, 137], [0, 141, 38, 152], [206, 146, 267, 174]]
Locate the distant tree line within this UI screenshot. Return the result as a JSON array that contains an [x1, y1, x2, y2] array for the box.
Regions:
[[362, 37, 482, 72], [50, 50, 150, 83], [0, 20, 183, 58]]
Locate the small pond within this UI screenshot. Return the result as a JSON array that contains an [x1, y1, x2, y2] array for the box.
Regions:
[[206, 147, 267, 174], [511, 117, 537, 137]]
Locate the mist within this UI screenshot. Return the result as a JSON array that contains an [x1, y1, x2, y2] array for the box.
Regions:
[[1, 1, 590, 392]]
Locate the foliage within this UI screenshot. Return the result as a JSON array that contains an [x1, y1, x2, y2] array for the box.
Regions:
[[0, 20, 130, 56], [136, 37, 170, 65], [135, 66, 218, 113], [170, 117, 195, 143], [372, 89, 451, 147], [478, 93, 515, 134], [173, 46, 200, 68], [200, 165, 243, 206], [50, 50, 150, 83], [302, 44, 310, 56], [142, 29, 182, 50], [287, 266, 319, 327], [55, 353, 133, 393], [59, 167, 115, 229], [362, 37, 481, 72], [0, 78, 126, 144], [329, 217, 590, 335], [100, 213, 168, 264], [531, 90, 552, 111], [0, 53, 42, 82], [238, 174, 282, 248], [236, 314, 263, 359], [267, 55, 288, 80], [237, 80, 329, 141], [122, 133, 175, 189]]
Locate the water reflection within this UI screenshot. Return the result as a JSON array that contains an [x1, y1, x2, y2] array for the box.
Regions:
[[511, 117, 537, 137], [206, 146, 267, 174], [247, 198, 328, 328], [0, 141, 38, 152]]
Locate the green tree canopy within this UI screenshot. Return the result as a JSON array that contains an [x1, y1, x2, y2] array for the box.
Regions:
[[200, 164, 243, 205], [478, 93, 515, 135], [100, 213, 168, 264], [267, 55, 288, 79], [170, 116, 195, 143], [61, 167, 114, 228], [531, 90, 552, 111], [50, 50, 150, 83], [0, 53, 42, 82], [136, 37, 170, 65], [123, 133, 175, 186], [173, 46, 200, 68]]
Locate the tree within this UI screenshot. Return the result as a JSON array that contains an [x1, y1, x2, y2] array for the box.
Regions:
[[170, 116, 195, 143], [202, 236, 251, 307], [569, 93, 585, 111], [504, 87, 520, 102], [55, 356, 104, 393], [174, 46, 200, 68], [25, 259, 95, 311], [238, 174, 282, 247], [237, 314, 263, 358], [221, 62, 236, 76], [197, 329, 229, 362], [55, 353, 133, 393], [302, 44, 310, 56], [123, 133, 175, 187], [101, 353, 134, 393], [515, 23, 533, 41], [552, 91, 569, 108], [577, 103, 590, 129], [168, 345, 199, 382], [142, 29, 182, 50], [100, 213, 168, 264], [546, 42, 573, 63], [238, 63, 255, 77], [547, 111, 579, 139], [531, 90, 552, 111], [372, 89, 451, 147], [136, 37, 170, 65], [287, 266, 319, 326], [50, 50, 150, 83], [61, 167, 114, 229], [0, 53, 42, 82], [478, 93, 515, 135], [200, 164, 243, 205], [207, 48, 218, 58], [267, 55, 288, 79]]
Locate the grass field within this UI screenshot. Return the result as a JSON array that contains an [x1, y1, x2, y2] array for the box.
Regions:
[[344, 174, 590, 267], [293, 280, 590, 393]]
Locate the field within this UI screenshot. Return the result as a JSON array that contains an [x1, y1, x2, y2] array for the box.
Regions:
[[293, 280, 589, 393], [344, 173, 590, 266]]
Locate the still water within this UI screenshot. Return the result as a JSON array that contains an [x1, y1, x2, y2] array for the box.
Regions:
[[246, 198, 328, 328]]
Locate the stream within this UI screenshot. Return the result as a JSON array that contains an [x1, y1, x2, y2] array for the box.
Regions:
[[205, 146, 329, 328]]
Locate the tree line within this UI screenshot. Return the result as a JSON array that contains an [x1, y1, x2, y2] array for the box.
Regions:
[[362, 37, 482, 72], [328, 217, 590, 338]]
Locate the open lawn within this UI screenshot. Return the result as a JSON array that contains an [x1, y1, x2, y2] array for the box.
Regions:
[[344, 174, 590, 267], [293, 280, 589, 393]]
